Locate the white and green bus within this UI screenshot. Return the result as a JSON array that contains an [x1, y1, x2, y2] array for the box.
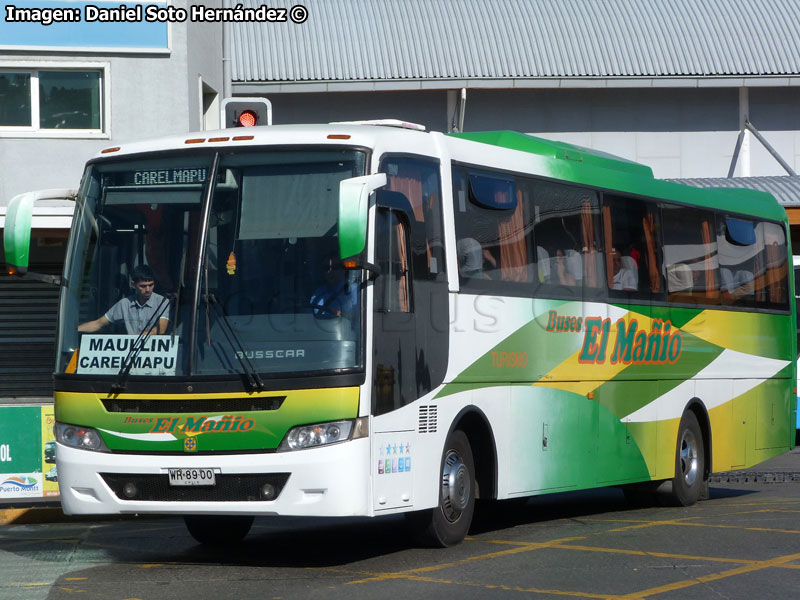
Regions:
[[5, 120, 795, 546]]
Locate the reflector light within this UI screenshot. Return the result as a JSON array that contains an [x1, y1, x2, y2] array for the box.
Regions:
[[232, 135, 255, 141], [101, 147, 120, 154], [237, 110, 258, 127], [328, 134, 351, 140], [184, 138, 205, 144], [208, 137, 230, 143]]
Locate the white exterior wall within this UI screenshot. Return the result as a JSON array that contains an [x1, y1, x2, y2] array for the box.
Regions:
[[186, 3, 223, 129], [0, 0, 222, 207]]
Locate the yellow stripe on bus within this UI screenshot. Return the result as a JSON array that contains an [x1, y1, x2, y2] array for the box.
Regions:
[[535, 311, 656, 395]]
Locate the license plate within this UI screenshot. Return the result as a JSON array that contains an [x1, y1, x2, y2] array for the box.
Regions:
[[168, 468, 216, 486]]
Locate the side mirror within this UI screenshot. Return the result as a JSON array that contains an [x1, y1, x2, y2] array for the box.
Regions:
[[4, 192, 35, 274], [3, 188, 76, 276], [338, 173, 387, 259]]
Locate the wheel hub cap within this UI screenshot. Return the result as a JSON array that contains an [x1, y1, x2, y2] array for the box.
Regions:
[[441, 449, 470, 522], [680, 429, 699, 486]]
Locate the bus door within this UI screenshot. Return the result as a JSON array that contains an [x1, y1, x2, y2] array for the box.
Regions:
[[371, 157, 448, 511]]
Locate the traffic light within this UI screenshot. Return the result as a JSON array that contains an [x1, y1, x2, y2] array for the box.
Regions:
[[221, 97, 272, 128]]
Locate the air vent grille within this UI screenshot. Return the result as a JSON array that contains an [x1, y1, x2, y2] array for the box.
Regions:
[[418, 405, 438, 433]]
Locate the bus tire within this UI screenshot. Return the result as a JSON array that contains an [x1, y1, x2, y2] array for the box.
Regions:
[[671, 411, 704, 506], [184, 515, 254, 545], [406, 429, 475, 547]]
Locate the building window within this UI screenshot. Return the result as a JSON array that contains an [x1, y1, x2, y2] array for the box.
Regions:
[[0, 69, 102, 133]]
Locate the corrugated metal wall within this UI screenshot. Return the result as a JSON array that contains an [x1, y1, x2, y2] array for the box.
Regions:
[[0, 246, 61, 403], [232, 0, 800, 82], [0, 268, 60, 399]]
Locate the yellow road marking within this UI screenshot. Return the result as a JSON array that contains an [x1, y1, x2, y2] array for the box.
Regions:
[[591, 517, 800, 536], [326, 544, 800, 598], [322, 568, 620, 599], [668, 521, 800, 534], [619, 551, 800, 599], [486, 539, 800, 570], [555, 544, 755, 565], [583, 507, 800, 535], [345, 535, 589, 584]]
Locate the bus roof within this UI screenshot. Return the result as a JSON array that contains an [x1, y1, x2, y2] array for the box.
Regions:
[[91, 123, 429, 161], [448, 130, 654, 178], [448, 130, 788, 224], [92, 123, 788, 224]]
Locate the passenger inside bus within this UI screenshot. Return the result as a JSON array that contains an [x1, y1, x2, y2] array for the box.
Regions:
[[720, 267, 755, 301], [457, 237, 495, 279], [611, 249, 638, 291], [553, 248, 577, 286], [667, 263, 693, 293]]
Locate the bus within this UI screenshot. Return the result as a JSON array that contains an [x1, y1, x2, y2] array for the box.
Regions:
[[795, 256, 800, 443], [4, 121, 795, 547]]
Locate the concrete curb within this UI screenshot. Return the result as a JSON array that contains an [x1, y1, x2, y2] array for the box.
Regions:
[[0, 507, 68, 525], [0, 507, 141, 526]]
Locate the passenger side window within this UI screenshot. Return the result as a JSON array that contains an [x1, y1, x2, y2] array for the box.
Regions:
[[662, 205, 719, 304], [453, 167, 536, 293], [531, 179, 603, 298], [603, 195, 663, 299], [753, 221, 789, 309]]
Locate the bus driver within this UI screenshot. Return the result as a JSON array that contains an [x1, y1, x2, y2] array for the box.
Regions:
[[78, 264, 170, 335]]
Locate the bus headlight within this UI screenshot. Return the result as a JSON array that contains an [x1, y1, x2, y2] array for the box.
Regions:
[[278, 418, 367, 451], [54, 422, 110, 452]]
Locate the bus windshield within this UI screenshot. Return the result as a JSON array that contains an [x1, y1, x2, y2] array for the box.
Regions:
[[57, 148, 367, 381]]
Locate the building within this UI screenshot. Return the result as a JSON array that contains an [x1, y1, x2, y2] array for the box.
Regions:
[[232, 0, 800, 181]]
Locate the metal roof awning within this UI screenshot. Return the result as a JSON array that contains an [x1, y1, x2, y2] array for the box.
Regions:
[[669, 176, 800, 224], [232, 0, 800, 89]]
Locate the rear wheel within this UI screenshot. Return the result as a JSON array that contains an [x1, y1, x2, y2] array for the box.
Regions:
[[184, 515, 254, 545], [671, 411, 705, 506], [406, 430, 475, 547]]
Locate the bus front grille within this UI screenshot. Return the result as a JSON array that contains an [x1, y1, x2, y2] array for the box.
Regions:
[[102, 397, 285, 414], [100, 472, 290, 502]]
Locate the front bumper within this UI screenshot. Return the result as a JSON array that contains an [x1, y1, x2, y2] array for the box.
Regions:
[[56, 437, 371, 517]]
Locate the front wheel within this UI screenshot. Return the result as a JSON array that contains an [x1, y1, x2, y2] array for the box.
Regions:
[[184, 515, 254, 545], [671, 411, 705, 506], [406, 430, 475, 547]]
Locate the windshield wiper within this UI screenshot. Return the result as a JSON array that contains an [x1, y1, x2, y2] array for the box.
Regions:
[[205, 293, 265, 392], [111, 294, 171, 394]]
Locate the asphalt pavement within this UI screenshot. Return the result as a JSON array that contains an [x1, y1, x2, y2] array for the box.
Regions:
[[1, 448, 799, 600]]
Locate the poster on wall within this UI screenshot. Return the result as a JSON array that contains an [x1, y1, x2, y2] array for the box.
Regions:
[[0, 405, 59, 500], [41, 405, 59, 498]]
